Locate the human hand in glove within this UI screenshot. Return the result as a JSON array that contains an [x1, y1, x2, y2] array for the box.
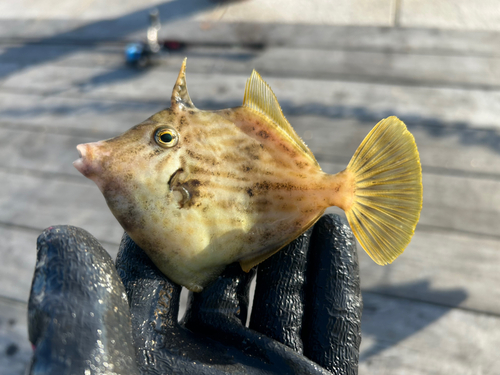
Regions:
[[27, 214, 362, 374]]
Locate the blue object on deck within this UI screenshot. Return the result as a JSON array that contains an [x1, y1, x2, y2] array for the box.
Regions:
[[125, 42, 145, 64]]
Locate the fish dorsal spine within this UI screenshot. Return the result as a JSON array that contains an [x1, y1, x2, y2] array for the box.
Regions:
[[171, 58, 196, 110], [242, 70, 319, 167]]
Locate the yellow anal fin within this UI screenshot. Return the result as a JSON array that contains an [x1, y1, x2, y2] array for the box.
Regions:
[[242, 70, 319, 167], [239, 211, 324, 272], [345, 116, 423, 265]]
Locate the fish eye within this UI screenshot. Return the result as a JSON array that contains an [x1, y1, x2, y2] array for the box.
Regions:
[[154, 127, 179, 148]]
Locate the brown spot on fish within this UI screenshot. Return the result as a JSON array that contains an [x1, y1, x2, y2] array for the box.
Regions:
[[225, 171, 249, 182], [185, 149, 202, 160], [190, 166, 214, 176], [258, 130, 269, 139], [189, 179, 201, 187], [186, 149, 219, 166], [179, 116, 188, 128], [241, 144, 261, 160], [253, 181, 306, 193], [148, 149, 163, 158], [279, 142, 295, 156], [247, 188, 254, 197]]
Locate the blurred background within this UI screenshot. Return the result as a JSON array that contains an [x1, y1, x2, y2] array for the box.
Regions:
[[1, 0, 500, 373]]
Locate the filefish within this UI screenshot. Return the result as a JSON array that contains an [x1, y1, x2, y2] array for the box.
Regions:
[[74, 59, 422, 292]]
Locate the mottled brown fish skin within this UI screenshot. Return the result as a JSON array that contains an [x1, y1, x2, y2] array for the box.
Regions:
[[74, 60, 423, 290], [75, 105, 348, 291]]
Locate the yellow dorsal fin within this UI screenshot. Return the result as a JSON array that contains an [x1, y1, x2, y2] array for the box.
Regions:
[[242, 70, 319, 167]]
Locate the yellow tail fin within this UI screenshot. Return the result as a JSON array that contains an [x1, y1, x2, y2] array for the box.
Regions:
[[345, 116, 422, 265]]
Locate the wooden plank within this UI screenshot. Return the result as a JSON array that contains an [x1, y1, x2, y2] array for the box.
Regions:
[[358, 228, 500, 314], [0, 128, 92, 178], [419, 172, 500, 238], [0, 299, 31, 375], [0, 0, 166, 21], [158, 22, 500, 57], [0, 171, 123, 246], [359, 293, 500, 375], [239, 48, 500, 89], [0, 44, 123, 69], [5, 45, 500, 92], [3, 19, 500, 57], [3, 62, 500, 131], [0, 92, 164, 134], [399, 0, 500, 32], [0, 227, 36, 302], [0, 225, 120, 303]]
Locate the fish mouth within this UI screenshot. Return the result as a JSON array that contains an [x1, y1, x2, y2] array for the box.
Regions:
[[73, 144, 91, 175], [73, 142, 104, 181], [73, 142, 109, 193]]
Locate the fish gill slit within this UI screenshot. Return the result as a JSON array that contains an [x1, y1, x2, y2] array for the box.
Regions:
[[168, 168, 191, 208]]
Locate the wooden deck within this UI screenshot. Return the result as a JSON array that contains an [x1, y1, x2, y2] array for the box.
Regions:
[[1, 3, 500, 374]]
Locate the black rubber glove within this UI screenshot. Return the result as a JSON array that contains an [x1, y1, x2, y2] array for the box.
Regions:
[[27, 214, 362, 374]]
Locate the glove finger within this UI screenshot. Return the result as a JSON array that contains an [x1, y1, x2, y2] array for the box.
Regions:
[[182, 262, 256, 333], [303, 214, 362, 374], [183, 263, 332, 375], [117, 235, 320, 375], [28, 225, 138, 374], [115, 233, 183, 355], [249, 230, 312, 353]]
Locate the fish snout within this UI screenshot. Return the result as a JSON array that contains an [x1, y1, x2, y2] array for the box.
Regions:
[[73, 142, 105, 179]]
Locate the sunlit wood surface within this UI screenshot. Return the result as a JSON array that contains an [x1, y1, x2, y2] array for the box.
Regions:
[[1, 3, 500, 374]]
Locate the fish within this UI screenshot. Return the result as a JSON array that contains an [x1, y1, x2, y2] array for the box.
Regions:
[[73, 58, 422, 292]]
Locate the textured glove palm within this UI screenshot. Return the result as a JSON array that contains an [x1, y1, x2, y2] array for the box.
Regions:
[[28, 214, 362, 374]]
